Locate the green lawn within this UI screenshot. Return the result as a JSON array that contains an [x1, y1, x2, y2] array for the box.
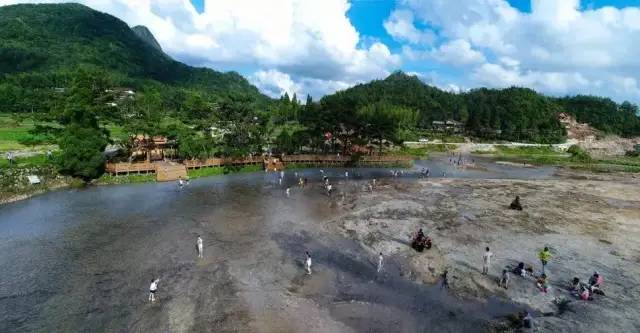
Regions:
[[188, 164, 263, 179], [0, 114, 128, 153], [0, 114, 34, 151], [105, 124, 128, 141], [0, 154, 52, 168], [481, 145, 640, 173], [0, 113, 59, 152]]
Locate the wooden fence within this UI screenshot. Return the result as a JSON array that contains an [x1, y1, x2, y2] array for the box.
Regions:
[[105, 154, 413, 176], [105, 162, 155, 175], [183, 156, 264, 169]]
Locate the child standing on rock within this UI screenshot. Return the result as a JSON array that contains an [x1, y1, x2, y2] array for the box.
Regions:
[[538, 247, 552, 275], [305, 251, 312, 275], [499, 269, 510, 289], [148, 278, 160, 302], [482, 247, 493, 275], [197, 236, 203, 258]]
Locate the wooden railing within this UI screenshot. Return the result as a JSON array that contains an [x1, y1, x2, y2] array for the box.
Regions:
[[281, 154, 351, 163], [360, 155, 413, 162], [183, 156, 264, 169], [105, 162, 155, 174], [106, 154, 412, 175], [281, 154, 412, 164]]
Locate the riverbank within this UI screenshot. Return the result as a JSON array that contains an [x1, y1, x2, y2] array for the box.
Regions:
[[333, 173, 640, 331], [0, 164, 268, 204], [469, 145, 640, 173], [0, 164, 72, 205]]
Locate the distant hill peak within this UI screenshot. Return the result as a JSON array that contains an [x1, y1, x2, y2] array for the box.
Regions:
[[131, 25, 163, 52]]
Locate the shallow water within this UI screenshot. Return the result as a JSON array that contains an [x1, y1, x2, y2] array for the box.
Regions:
[[0, 160, 549, 332]]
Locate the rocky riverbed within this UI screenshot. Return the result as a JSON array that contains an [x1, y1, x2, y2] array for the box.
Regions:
[[335, 172, 640, 332], [1, 165, 638, 332]]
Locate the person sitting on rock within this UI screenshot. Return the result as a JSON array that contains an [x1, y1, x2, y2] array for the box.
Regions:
[[536, 273, 550, 293], [417, 228, 425, 241], [588, 272, 605, 295], [513, 262, 527, 277], [510, 196, 523, 210], [580, 284, 592, 301], [570, 277, 581, 293]]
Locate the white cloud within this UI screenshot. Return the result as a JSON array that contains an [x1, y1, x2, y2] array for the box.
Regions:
[[1, 0, 400, 98], [394, 0, 640, 102], [383, 9, 435, 45], [251, 69, 301, 98], [251, 69, 352, 100], [431, 39, 486, 66]]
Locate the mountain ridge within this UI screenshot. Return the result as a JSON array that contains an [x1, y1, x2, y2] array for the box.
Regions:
[[0, 3, 268, 101], [131, 25, 163, 53]]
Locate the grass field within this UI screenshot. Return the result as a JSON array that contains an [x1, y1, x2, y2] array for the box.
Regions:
[[0, 154, 53, 168], [0, 114, 59, 152], [0, 114, 128, 153], [480, 145, 640, 172], [188, 164, 263, 179], [105, 124, 128, 141], [0, 114, 36, 151]]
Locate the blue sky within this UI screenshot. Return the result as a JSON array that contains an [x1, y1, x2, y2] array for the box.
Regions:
[[182, 0, 640, 101], [6, 0, 640, 101]]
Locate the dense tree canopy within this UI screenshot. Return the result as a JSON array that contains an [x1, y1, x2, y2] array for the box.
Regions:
[[555, 96, 640, 137]]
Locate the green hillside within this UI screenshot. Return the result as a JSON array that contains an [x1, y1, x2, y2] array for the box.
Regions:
[[320, 72, 566, 143], [320, 72, 640, 142], [131, 25, 163, 52], [0, 2, 268, 110]]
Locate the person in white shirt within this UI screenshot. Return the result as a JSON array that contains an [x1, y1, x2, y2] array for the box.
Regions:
[[482, 247, 493, 275], [197, 236, 203, 258], [305, 251, 312, 274], [377, 252, 384, 272], [286, 187, 291, 197], [178, 177, 184, 188], [149, 278, 160, 302]]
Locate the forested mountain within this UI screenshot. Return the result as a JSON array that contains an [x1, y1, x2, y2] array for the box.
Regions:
[[0, 3, 268, 115], [131, 25, 163, 52], [320, 72, 463, 129], [555, 96, 640, 137], [319, 72, 640, 142], [320, 72, 566, 142]]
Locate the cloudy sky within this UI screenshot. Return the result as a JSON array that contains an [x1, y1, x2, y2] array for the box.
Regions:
[[2, 0, 640, 102]]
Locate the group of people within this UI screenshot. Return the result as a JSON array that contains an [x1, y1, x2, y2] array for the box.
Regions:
[[481, 244, 604, 308], [448, 152, 472, 168], [410, 228, 432, 252], [474, 242, 607, 328], [570, 272, 605, 301]]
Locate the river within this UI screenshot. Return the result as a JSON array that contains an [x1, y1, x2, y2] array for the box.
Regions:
[[0, 157, 554, 332]]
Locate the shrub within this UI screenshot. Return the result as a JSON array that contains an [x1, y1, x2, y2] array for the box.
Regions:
[[567, 145, 592, 162]]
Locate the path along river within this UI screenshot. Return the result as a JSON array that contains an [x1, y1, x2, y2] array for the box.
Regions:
[[0, 157, 554, 332]]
